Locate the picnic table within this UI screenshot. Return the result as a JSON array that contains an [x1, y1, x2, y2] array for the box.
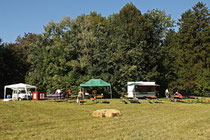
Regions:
[[96, 95, 104, 100], [188, 96, 198, 99], [149, 96, 157, 99], [146, 96, 162, 103], [170, 95, 180, 102], [89, 95, 104, 103], [47, 94, 62, 100], [171, 95, 199, 103], [47, 94, 78, 101]]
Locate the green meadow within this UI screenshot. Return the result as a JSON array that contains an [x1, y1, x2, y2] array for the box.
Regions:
[[0, 99, 210, 140]]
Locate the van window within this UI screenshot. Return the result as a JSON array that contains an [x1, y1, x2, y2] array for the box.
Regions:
[[135, 87, 155, 92], [20, 90, 26, 94]]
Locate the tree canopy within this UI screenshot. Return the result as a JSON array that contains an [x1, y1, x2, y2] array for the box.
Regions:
[[173, 2, 210, 96]]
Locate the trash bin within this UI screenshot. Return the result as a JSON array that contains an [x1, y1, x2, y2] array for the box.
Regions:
[[32, 91, 46, 100]]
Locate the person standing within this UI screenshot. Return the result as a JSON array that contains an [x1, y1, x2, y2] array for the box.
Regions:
[[77, 89, 83, 104], [62, 89, 67, 99], [55, 89, 62, 99], [67, 89, 72, 98], [165, 88, 169, 98]]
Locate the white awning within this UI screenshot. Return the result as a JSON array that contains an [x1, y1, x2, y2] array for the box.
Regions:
[[4, 83, 36, 89], [4, 83, 37, 99]]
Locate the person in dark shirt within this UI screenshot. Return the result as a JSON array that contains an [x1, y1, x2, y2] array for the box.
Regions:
[[62, 89, 67, 99]]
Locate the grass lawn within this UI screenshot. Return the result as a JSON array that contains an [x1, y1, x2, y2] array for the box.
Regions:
[[0, 99, 210, 140]]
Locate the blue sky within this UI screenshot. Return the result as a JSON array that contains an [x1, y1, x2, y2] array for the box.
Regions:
[[0, 0, 209, 43]]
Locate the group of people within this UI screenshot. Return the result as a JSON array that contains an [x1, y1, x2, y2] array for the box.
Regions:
[[165, 88, 183, 99], [55, 89, 72, 99], [54, 88, 84, 104]]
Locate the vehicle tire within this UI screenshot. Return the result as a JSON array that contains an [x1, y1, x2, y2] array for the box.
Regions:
[[18, 98, 22, 101]]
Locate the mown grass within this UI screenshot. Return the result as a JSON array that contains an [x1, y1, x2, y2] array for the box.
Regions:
[[0, 99, 210, 140]]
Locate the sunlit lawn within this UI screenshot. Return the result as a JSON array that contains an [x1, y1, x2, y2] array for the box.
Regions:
[[0, 99, 210, 140]]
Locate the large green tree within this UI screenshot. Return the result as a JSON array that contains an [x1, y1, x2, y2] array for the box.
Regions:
[[159, 29, 178, 90], [107, 3, 142, 94], [175, 2, 210, 95], [75, 12, 110, 81], [0, 34, 38, 98], [107, 3, 174, 95], [26, 17, 80, 93]]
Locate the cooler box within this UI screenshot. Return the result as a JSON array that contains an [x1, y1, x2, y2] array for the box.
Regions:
[[32, 91, 46, 100]]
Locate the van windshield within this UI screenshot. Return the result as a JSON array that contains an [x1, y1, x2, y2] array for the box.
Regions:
[[20, 90, 26, 94]]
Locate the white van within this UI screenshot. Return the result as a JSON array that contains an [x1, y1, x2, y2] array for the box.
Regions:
[[12, 89, 32, 100]]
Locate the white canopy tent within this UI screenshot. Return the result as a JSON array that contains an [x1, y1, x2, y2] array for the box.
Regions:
[[4, 83, 37, 100]]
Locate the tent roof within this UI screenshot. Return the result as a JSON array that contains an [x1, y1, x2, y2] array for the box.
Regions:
[[4, 83, 37, 89], [80, 79, 111, 87], [128, 82, 160, 87]]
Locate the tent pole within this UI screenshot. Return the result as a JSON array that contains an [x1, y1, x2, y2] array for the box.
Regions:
[[4, 87, 6, 99], [17, 89, 19, 100], [82, 87, 85, 99], [25, 87, 28, 100]]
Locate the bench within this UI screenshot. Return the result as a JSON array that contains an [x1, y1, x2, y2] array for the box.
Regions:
[[129, 98, 141, 104], [79, 100, 86, 105], [146, 98, 152, 104], [147, 96, 162, 103], [120, 97, 128, 104]]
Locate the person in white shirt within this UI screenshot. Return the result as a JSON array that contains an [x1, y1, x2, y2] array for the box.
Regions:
[[77, 89, 84, 104], [165, 88, 169, 98], [55, 89, 62, 99]]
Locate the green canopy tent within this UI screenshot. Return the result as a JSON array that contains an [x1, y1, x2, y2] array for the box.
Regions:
[[80, 79, 112, 99]]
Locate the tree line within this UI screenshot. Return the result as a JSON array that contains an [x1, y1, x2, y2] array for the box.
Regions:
[[0, 2, 209, 98]]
